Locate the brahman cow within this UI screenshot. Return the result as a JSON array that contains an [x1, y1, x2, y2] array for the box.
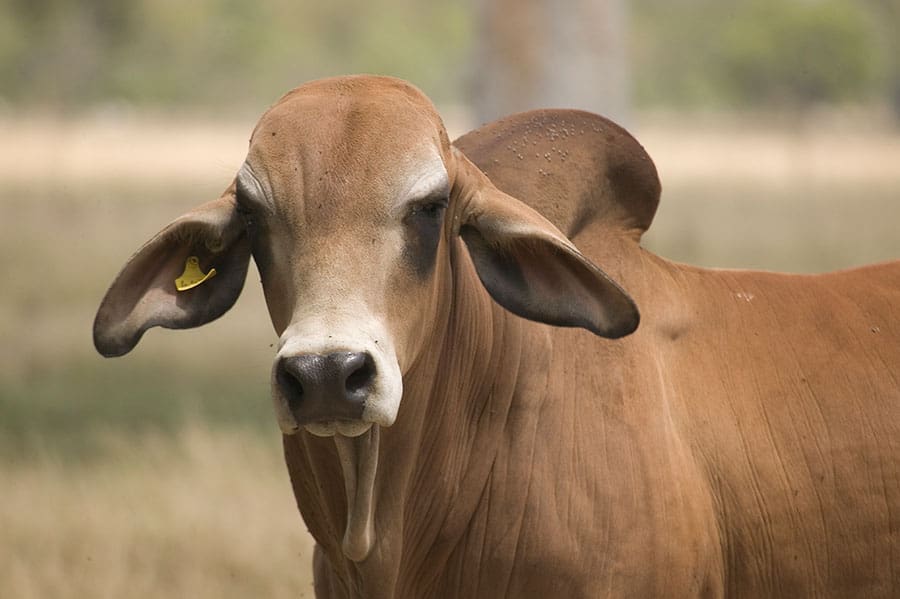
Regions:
[[94, 75, 900, 598]]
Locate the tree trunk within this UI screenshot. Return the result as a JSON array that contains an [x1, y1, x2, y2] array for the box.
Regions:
[[471, 0, 629, 126]]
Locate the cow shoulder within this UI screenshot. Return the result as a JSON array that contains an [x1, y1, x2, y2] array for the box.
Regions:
[[453, 109, 660, 243]]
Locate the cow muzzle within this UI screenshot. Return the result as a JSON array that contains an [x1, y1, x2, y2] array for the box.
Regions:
[[275, 351, 375, 435], [272, 322, 404, 436]]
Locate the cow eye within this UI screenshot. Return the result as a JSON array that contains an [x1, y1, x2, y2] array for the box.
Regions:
[[406, 197, 448, 221], [403, 195, 448, 277]]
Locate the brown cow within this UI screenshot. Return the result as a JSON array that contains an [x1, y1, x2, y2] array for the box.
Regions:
[[94, 75, 900, 598]]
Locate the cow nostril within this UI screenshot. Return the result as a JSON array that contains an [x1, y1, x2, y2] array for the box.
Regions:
[[345, 353, 376, 395], [276, 361, 306, 403]]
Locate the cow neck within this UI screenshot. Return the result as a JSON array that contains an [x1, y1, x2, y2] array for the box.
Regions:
[[381, 237, 537, 596], [282, 239, 541, 599], [333, 235, 673, 597]]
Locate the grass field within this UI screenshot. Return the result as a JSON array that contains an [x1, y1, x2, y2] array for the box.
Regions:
[[1, 426, 316, 599], [1, 112, 898, 597]]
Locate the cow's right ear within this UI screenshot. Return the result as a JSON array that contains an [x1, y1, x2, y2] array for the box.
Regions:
[[93, 189, 252, 357]]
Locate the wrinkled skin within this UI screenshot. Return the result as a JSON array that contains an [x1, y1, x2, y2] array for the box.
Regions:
[[95, 76, 900, 598]]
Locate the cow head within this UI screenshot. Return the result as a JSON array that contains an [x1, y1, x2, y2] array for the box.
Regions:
[[95, 74, 639, 435], [93, 75, 639, 558]]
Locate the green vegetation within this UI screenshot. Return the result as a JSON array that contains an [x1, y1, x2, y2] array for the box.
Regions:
[[719, 1, 879, 107], [0, 358, 274, 461], [0, 0, 471, 112], [2, 0, 899, 113], [633, 0, 891, 110]]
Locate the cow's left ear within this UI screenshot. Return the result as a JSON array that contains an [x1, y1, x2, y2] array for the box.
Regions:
[[93, 188, 251, 357], [454, 153, 639, 338]]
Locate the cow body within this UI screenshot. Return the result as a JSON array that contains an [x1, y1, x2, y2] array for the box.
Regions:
[[461, 114, 900, 597], [94, 77, 900, 598], [301, 109, 900, 599]]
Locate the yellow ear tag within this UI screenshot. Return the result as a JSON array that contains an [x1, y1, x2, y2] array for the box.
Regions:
[[175, 256, 217, 291]]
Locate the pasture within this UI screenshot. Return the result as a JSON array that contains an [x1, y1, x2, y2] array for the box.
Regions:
[[1, 111, 898, 598]]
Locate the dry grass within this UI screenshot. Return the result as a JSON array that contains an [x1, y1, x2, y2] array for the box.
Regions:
[[0, 115, 248, 187], [1, 111, 897, 597], [638, 112, 900, 188], [0, 426, 316, 599]]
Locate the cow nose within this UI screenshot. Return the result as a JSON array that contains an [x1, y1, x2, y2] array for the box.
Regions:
[[276, 352, 376, 424]]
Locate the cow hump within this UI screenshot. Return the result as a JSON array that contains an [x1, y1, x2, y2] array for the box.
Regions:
[[454, 109, 660, 242]]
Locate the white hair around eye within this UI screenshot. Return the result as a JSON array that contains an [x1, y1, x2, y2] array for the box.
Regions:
[[404, 153, 449, 203]]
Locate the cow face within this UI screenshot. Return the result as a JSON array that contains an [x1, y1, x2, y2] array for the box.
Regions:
[[239, 79, 456, 435], [93, 75, 638, 438]]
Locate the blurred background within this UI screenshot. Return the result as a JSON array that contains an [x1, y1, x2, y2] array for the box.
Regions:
[[2, 1, 898, 597]]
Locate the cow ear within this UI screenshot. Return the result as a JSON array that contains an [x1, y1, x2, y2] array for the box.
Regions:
[[93, 190, 252, 357], [455, 155, 639, 339]]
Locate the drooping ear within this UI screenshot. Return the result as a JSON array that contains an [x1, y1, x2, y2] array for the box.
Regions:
[[454, 153, 639, 338], [93, 188, 251, 357]]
